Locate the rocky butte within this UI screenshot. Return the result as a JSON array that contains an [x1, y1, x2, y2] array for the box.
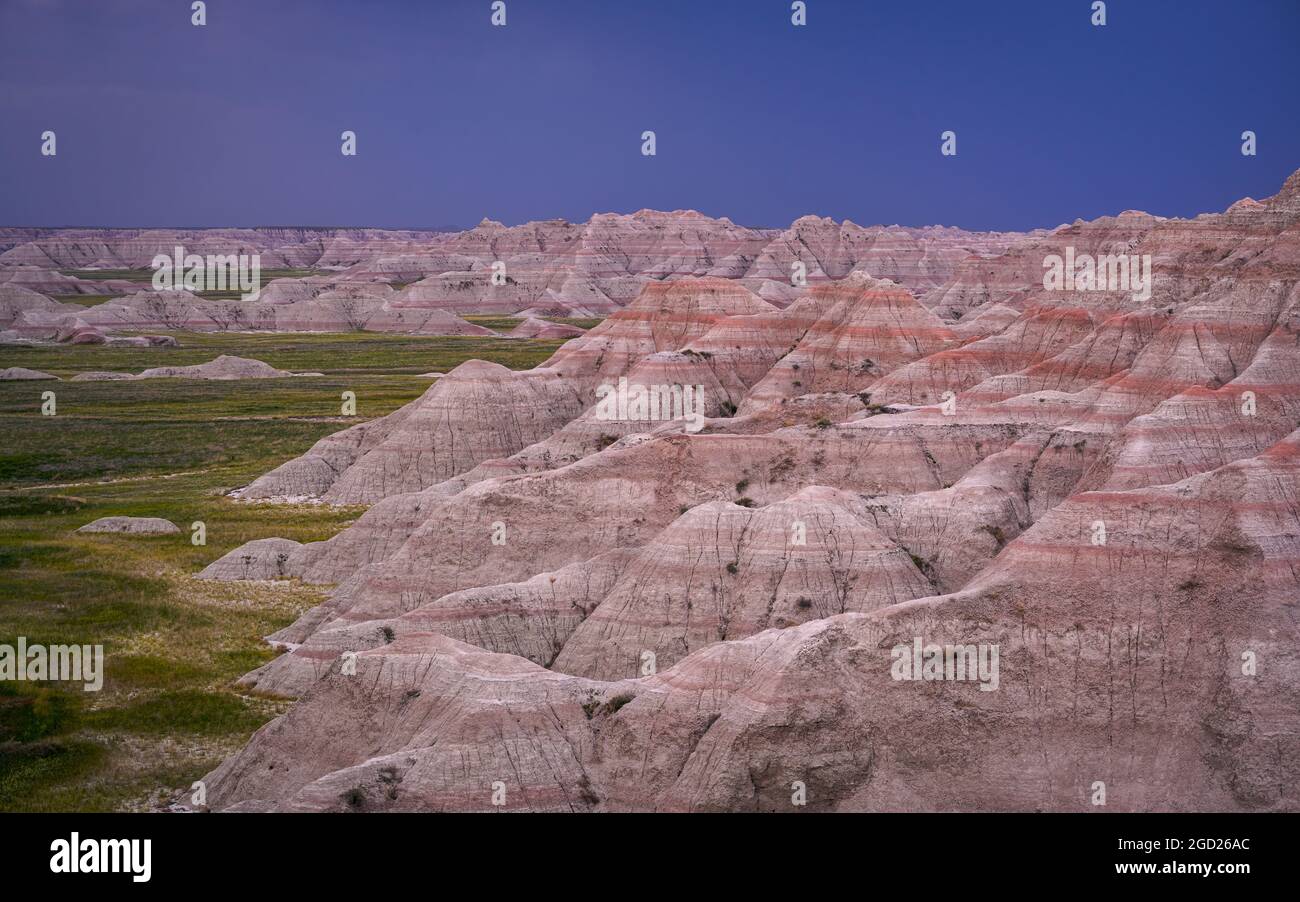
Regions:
[[133, 169, 1300, 811]]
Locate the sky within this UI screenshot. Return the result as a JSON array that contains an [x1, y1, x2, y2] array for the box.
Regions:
[[1, 0, 1298, 231]]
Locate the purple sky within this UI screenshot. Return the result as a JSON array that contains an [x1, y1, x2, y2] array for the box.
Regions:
[[1, 0, 1298, 231]]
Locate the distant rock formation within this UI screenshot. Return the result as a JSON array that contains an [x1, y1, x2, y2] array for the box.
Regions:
[[0, 367, 58, 381], [70, 372, 136, 382], [506, 317, 585, 339], [76, 517, 180, 535], [69, 355, 294, 381], [0, 213, 1038, 335], [0, 265, 135, 296], [0, 284, 70, 326], [134, 355, 292, 380]]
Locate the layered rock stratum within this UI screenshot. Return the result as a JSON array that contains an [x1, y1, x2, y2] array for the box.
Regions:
[[0, 216, 1037, 336], [187, 171, 1300, 812]]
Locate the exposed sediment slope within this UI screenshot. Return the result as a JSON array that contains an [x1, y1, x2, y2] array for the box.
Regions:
[[197, 170, 1300, 812]]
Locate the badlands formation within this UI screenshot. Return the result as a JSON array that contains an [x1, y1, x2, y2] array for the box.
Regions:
[[76, 517, 181, 536], [139, 171, 1300, 810], [0, 217, 1035, 339], [69, 355, 298, 382]]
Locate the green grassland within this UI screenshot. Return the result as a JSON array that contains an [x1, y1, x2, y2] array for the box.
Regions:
[[1, 329, 566, 380], [0, 331, 565, 811], [463, 314, 604, 332]]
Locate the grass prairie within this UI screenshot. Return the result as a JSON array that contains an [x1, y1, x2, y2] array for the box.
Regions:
[[0, 330, 566, 811], [463, 314, 604, 331]]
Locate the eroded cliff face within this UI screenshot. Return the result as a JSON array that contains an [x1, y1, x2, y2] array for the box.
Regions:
[[196, 171, 1300, 812], [0, 215, 1033, 336]]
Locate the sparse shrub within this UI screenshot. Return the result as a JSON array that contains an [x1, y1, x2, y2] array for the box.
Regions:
[[769, 455, 796, 479], [906, 551, 937, 582], [602, 693, 634, 716], [585, 693, 634, 718], [577, 775, 600, 806]]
